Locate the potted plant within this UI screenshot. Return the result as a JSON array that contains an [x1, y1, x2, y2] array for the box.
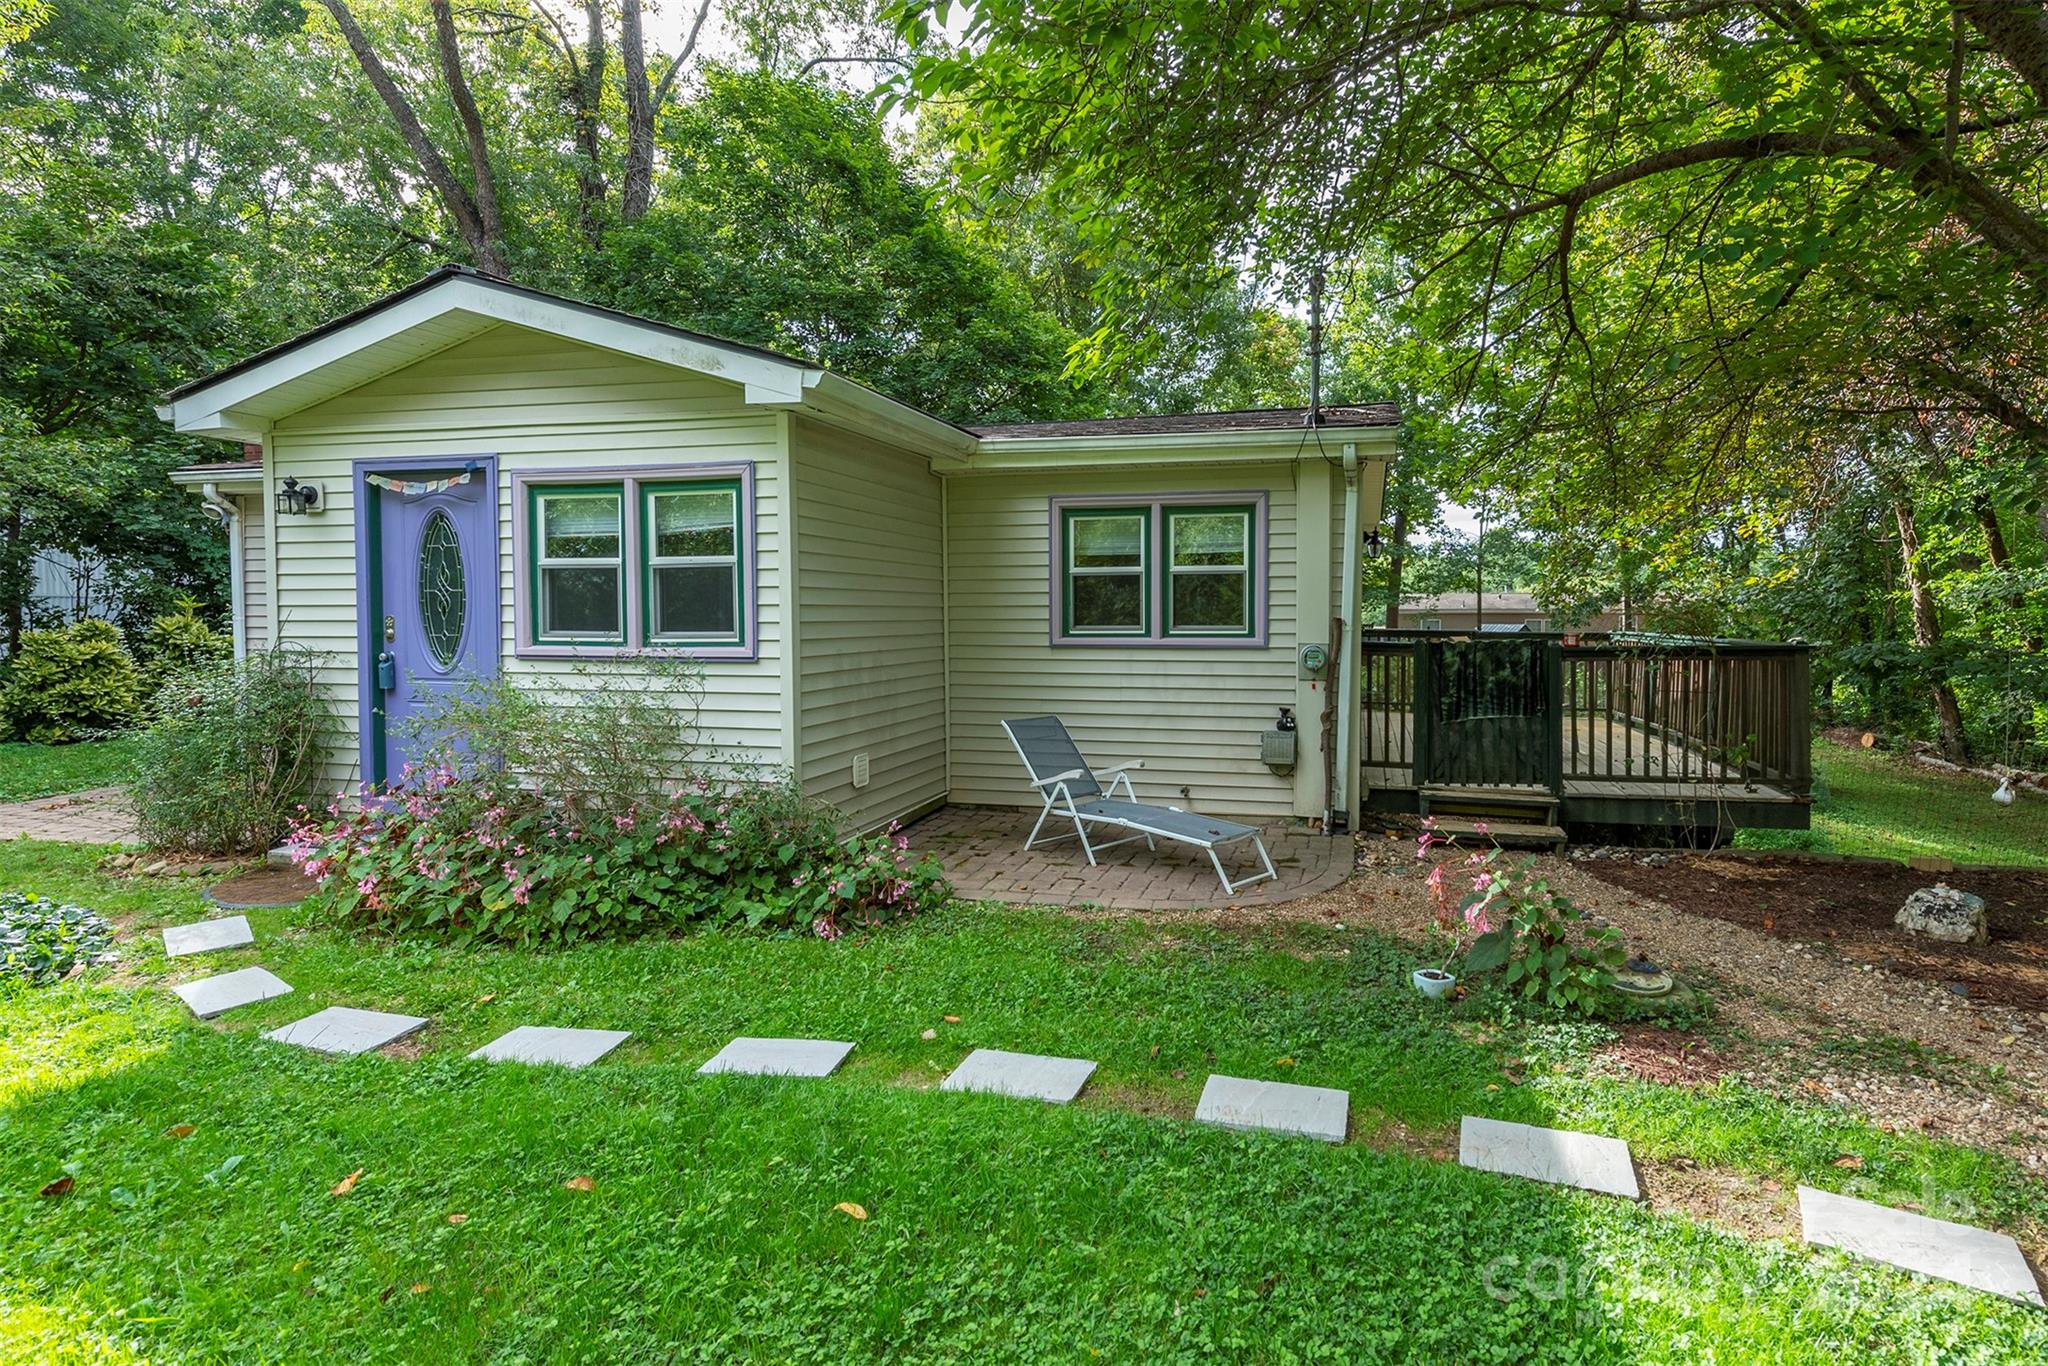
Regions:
[[1413, 820, 1493, 999]]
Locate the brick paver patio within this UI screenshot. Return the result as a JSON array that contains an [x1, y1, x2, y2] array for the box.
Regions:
[[906, 805, 1349, 910], [0, 786, 137, 843]]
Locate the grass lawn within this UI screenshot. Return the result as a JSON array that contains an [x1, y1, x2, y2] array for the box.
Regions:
[[1736, 737, 2048, 868], [3, 840, 2044, 1361], [0, 738, 139, 804]]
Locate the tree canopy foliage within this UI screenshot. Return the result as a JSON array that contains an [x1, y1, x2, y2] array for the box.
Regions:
[[895, 0, 2048, 762]]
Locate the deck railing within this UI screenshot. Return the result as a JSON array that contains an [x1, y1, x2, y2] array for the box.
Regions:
[[1359, 631, 1812, 797]]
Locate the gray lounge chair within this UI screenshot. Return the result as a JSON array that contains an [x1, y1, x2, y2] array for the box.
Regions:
[[1000, 716, 1278, 897]]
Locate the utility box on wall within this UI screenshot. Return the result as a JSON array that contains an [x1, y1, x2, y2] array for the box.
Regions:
[[1262, 728, 1297, 772]]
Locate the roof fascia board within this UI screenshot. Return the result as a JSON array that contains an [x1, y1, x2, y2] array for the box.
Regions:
[[951, 424, 1397, 472], [798, 371, 978, 462]]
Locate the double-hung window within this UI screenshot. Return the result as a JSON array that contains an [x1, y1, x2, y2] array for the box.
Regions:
[[1053, 495, 1264, 645], [534, 487, 625, 644], [644, 482, 741, 644], [519, 464, 754, 659]]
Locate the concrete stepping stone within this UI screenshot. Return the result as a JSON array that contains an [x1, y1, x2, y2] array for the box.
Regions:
[[162, 915, 253, 958], [469, 1026, 630, 1069], [698, 1037, 854, 1078], [1459, 1117, 1640, 1200], [1799, 1185, 2045, 1307], [940, 1048, 1096, 1104], [1194, 1074, 1348, 1143], [265, 1006, 429, 1056], [173, 966, 292, 1019]]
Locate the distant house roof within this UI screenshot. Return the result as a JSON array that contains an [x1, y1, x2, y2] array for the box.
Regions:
[[969, 404, 1401, 440], [1400, 591, 1545, 615]]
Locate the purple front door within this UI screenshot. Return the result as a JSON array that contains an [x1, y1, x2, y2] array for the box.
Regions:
[[362, 462, 499, 786]]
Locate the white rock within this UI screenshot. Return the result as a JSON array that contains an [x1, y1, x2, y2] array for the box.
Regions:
[[1895, 884, 1988, 945]]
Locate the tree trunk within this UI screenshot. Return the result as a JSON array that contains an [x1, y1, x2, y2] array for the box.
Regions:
[[620, 0, 656, 223], [3, 504, 23, 657], [1892, 493, 1970, 761], [1382, 504, 1407, 629], [320, 0, 507, 276], [429, 0, 504, 272], [1977, 496, 2012, 569], [582, 1, 609, 245]]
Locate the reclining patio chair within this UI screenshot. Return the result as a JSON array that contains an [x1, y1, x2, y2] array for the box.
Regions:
[[1000, 715, 1278, 897]]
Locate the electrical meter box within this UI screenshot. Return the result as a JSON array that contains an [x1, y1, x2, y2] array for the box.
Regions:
[[1298, 642, 1330, 679]]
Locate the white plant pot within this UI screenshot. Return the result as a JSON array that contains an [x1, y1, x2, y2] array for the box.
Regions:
[[1413, 968, 1457, 999]]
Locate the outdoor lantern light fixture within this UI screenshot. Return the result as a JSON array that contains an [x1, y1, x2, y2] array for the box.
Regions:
[[276, 476, 320, 516], [1362, 526, 1385, 558]]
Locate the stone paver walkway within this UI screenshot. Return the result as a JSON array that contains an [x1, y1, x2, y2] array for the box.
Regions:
[[906, 805, 1348, 910], [698, 1037, 855, 1077], [266, 1007, 429, 1055], [1799, 1185, 2046, 1307], [0, 786, 136, 843], [941, 1048, 1096, 1104], [470, 1026, 631, 1068], [173, 966, 293, 1019], [163, 915, 254, 958], [1194, 1074, 1349, 1142], [1459, 1116, 1641, 1200]]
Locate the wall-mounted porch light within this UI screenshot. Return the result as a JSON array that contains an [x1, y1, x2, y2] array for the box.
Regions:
[[1362, 526, 1385, 558], [276, 476, 321, 516]]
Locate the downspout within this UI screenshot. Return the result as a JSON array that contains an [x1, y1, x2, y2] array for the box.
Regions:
[[198, 483, 247, 661], [1337, 443, 1363, 832]]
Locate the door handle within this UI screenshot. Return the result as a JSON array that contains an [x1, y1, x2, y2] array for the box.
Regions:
[[377, 651, 397, 691]]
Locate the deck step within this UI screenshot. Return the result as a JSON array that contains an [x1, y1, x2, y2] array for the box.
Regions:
[[1420, 787, 1560, 825], [1426, 816, 1566, 848]]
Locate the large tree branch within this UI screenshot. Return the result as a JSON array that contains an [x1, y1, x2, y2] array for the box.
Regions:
[[649, 0, 713, 116], [430, 0, 505, 272], [1760, 0, 2048, 282], [319, 0, 503, 274], [1956, 0, 2048, 107]]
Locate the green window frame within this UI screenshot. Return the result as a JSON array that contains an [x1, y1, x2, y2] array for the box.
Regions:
[[1163, 504, 1256, 638], [1060, 505, 1151, 637], [640, 478, 745, 648], [530, 483, 626, 645]]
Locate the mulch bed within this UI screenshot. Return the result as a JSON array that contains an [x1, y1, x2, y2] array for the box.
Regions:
[[204, 867, 321, 908], [1583, 855, 2048, 1013], [1599, 1025, 1739, 1087]]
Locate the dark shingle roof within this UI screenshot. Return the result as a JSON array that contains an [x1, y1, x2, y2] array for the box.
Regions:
[[968, 404, 1400, 439]]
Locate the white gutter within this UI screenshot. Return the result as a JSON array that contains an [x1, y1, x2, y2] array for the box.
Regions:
[[197, 483, 247, 661], [1337, 443, 1363, 832]]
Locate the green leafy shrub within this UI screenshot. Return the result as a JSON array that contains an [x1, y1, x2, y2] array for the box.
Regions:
[[1419, 821, 1623, 1015], [129, 648, 333, 854], [0, 620, 140, 743], [139, 596, 230, 699], [0, 892, 116, 984], [286, 670, 949, 945]]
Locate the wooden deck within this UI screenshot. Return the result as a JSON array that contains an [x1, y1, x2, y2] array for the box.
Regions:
[[1356, 632, 1813, 831], [1362, 711, 1805, 817]]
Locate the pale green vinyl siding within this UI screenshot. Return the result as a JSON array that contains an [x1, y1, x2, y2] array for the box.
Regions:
[[944, 464, 1303, 820], [791, 417, 948, 830], [266, 323, 790, 792], [238, 494, 269, 647]]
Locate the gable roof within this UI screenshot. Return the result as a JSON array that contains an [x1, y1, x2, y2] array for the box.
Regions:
[[160, 267, 1401, 466]]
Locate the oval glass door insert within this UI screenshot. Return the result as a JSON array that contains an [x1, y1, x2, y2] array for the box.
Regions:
[[417, 509, 466, 669]]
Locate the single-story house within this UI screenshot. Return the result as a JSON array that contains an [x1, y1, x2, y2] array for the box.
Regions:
[[1388, 591, 1623, 633], [162, 267, 1395, 833]]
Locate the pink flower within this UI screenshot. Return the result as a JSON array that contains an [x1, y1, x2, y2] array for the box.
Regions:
[[1474, 821, 1491, 836], [812, 915, 842, 941]]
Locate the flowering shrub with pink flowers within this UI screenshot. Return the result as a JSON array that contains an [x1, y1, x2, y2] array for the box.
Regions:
[[288, 666, 949, 945], [1415, 819, 1622, 1015], [288, 764, 950, 946]]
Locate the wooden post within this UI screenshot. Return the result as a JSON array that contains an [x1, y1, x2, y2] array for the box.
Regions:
[[1411, 637, 1434, 789], [1543, 641, 1565, 797]]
